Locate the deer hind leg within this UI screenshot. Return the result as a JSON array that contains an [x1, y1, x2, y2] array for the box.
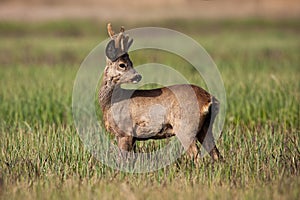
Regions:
[[197, 128, 220, 162], [197, 99, 221, 162], [187, 140, 200, 163]]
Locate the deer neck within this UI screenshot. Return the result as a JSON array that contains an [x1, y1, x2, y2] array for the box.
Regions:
[[99, 76, 121, 111]]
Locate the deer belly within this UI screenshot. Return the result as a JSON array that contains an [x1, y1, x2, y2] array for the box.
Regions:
[[132, 104, 170, 139], [134, 119, 164, 138], [134, 121, 174, 139]]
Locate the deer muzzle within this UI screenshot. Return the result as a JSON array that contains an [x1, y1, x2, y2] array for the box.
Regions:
[[131, 73, 142, 84]]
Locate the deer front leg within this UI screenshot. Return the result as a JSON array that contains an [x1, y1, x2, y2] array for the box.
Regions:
[[116, 136, 137, 164], [117, 136, 135, 152]]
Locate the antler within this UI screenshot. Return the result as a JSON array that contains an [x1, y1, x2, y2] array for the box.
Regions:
[[105, 23, 133, 61], [107, 23, 115, 38], [115, 32, 124, 49]]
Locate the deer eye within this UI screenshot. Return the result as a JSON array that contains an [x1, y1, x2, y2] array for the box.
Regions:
[[119, 63, 126, 69]]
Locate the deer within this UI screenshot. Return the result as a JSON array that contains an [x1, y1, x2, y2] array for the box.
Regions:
[[98, 23, 221, 163]]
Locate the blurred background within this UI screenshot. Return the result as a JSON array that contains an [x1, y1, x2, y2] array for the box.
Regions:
[[0, 0, 300, 21]]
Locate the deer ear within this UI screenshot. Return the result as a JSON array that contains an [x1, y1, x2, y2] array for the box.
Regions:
[[125, 38, 133, 52], [105, 40, 118, 61], [123, 35, 129, 51]]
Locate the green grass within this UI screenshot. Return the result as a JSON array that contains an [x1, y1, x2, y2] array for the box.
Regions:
[[0, 19, 299, 199]]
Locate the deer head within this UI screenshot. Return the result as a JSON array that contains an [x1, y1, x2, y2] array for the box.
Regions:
[[104, 23, 141, 85]]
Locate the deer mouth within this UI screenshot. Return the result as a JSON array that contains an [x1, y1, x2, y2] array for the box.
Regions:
[[131, 74, 142, 84]]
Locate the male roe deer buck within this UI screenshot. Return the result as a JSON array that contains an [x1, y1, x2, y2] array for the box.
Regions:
[[99, 23, 221, 162]]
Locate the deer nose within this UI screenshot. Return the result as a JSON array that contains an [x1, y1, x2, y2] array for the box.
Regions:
[[132, 74, 142, 84]]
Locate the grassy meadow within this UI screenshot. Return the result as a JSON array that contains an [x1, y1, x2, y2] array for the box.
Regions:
[[0, 20, 299, 199]]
